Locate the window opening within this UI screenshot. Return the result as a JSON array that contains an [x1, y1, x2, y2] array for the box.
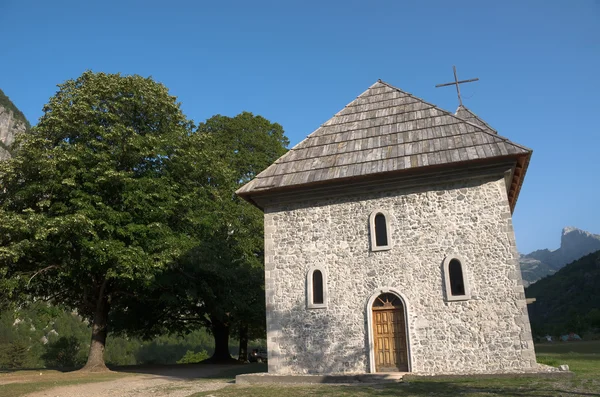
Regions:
[[374, 213, 388, 247], [372, 293, 403, 309], [449, 259, 465, 296], [312, 270, 324, 304]]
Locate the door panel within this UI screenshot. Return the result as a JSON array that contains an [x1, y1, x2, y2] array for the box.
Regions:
[[373, 306, 408, 372]]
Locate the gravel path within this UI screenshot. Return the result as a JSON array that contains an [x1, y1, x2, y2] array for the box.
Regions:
[[24, 365, 241, 397]]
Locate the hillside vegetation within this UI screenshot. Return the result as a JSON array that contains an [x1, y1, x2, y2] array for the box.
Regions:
[[525, 250, 600, 336], [0, 302, 224, 369]]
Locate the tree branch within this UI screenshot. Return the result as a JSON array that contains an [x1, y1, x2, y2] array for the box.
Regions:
[[27, 265, 58, 287]]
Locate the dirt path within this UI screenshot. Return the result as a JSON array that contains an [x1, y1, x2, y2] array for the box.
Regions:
[[23, 365, 241, 397]]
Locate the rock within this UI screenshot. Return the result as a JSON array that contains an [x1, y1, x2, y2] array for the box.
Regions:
[[0, 89, 29, 160], [558, 364, 569, 371], [519, 227, 600, 285]]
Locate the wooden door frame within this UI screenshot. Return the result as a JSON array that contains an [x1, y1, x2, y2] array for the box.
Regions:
[[366, 287, 412, 373]]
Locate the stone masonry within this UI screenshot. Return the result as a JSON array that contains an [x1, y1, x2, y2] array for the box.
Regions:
[[263, 175, 536, 375]]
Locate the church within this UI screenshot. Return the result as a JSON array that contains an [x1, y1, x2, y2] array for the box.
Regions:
[[236, 80, 536, 375]]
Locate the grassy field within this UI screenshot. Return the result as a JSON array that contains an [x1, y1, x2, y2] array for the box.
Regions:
[[192, 341, 600, 397], [1, 342, 598, 397]]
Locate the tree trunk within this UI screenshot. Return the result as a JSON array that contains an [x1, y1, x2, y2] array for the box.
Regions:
[[210, 317, 231, 362], [82, 290, 110, 371], [238, 322, 249, 361]]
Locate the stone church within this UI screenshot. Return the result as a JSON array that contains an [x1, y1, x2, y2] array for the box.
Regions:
[[236, 80, 536, 375]]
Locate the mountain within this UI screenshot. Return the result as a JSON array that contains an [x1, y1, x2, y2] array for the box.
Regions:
[[520, 227, 600, 286], [0, 88, 29, 160], [525, 250, 600, 335]]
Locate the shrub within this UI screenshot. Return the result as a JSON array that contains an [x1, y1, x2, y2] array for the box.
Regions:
[[176, 349, 209, 364], [42, 336, 82, 368]]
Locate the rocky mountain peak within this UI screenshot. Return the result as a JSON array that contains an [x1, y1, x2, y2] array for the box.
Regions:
[[0, 88, 29, 160], [520, 227, 600, 286], [562, 226, 597, 239], [559, 227, 600, 264]]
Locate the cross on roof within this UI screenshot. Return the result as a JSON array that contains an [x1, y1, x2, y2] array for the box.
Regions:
[[435, 66, 479, 107]]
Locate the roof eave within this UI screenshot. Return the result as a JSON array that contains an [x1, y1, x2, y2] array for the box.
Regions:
[[508, 151, 532, 213], [237, 153, 530, 211]]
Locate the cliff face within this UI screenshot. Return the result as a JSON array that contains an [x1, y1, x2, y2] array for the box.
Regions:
[[0, 89, 29, 160], [520, 227, 600, 286]]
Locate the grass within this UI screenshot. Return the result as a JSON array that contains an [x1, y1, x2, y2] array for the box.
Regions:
[[535, 340, 600, 377], [0, 369, 128, 397], [2, 342, 598, 397], [190, 341, 600, 397], [202, 363, 269, 381]]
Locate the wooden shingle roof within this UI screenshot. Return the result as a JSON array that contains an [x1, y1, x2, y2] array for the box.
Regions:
[[455, 105, 497, 134], [237, 80, 532, 211]]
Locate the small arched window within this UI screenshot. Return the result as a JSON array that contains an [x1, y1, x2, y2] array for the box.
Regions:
[[448, 259, 465, 296], [442, 256, 471, 301], [307, 267, 328, 309], [312, 270, 324, 304], [369, 210, 392, 251], [374, 214, 388, 247]]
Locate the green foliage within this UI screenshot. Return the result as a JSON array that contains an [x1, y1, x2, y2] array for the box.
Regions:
[[0, 88, 30, 129], [41, 336, 82, 368], [0, 304, 47, 368], [133, 331, 216, 365], [0, 72, 285, 366], [0, 71, 213, 367], [154, 112, 289, 356], [526, 250, 600, 336], [118, 112, 288, 359], [176, 349, 209, 364], [0, 303, 219, 368], [587, 308, 600, 328], [0, 339, 29, 369]]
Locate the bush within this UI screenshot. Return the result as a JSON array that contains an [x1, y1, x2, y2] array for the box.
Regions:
[[0, 340, 29, 369], [42, 336, 83, 368], [176, 349, 209, 364]]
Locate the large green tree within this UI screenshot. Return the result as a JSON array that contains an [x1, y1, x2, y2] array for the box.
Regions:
[[0, 71, 208, 371], [195, 112, 287, 361], [135, 112, 288, 362]]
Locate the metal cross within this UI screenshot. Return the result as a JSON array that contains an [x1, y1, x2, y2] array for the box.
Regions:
[[435, 66, 479, 107]]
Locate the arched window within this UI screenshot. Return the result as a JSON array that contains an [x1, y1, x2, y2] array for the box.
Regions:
[[442, 256, 471, 301], [312, 270, 324, 304], [369, 210, 392, 251], [374, 214, 388, 247], [306, 267, 328, 309], [448, 259, 465, 296]]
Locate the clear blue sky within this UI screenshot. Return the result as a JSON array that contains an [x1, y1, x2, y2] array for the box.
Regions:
[[1, 0, 598, 253]]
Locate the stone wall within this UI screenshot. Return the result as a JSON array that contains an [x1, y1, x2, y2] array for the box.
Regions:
[[263, 175, 536, 375]]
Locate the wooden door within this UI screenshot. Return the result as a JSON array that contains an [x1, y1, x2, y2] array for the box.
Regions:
[[372, 293, 408, 372]]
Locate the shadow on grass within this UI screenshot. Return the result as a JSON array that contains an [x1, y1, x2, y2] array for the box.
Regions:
[[0, 367, 78, 374], [108, 362, 267, 381]]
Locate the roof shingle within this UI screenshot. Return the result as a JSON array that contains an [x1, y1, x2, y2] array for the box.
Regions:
[[455, 105, 498, 134], [237, 80, 531, 200]]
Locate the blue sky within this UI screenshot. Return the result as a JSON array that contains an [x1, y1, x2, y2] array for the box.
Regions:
[[0, 0, 598, 253]]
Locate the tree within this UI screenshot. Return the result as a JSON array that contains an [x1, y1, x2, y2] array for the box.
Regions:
[[0, 339, 29, 369], [0, 71, 200, 371], [178, 112, 288, 361], [126, 112, 288, 362]]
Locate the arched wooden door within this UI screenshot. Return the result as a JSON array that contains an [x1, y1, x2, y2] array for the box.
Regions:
[[372, 293, 408, 372]]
